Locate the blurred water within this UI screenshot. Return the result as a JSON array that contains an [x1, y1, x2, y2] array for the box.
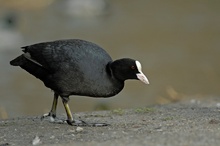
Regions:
[[0, 0, 220, 119]]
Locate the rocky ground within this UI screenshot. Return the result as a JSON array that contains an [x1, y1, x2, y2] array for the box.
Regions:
[[0, 97, 220, 146]]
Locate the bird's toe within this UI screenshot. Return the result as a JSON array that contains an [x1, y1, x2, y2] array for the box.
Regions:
[[66, 119, 109, 127], [41, 112, 65, 124]]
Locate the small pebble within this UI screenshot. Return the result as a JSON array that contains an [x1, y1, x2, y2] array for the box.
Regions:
[[32, 136, 41, 145], [76, 127, 83, 132], [209, 119, 220, 124], [68, 129, 76, 133], [50, 135, 55, 139]]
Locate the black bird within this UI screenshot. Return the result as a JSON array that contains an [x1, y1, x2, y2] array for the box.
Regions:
[[10, 39, 149, 126]]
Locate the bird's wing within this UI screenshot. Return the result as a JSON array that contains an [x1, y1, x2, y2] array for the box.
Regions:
[[21, 42, 66, 73]]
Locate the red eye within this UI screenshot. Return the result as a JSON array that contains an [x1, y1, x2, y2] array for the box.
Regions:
[[131, 66, 135, 69]]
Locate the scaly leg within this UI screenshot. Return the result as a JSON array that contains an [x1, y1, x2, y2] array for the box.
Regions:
[[41, 92, 59, 120], [62, 96, 109, 127]]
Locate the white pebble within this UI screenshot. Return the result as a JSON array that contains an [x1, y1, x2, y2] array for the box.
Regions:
[[32, 136, 41, 145], [76, 127, 83, 132]]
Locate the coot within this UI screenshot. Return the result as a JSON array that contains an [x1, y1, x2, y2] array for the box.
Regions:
[[10, 39, 149, 126]]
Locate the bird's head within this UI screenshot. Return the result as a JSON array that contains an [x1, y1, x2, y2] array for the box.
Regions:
[[109, 58, 149, 84]]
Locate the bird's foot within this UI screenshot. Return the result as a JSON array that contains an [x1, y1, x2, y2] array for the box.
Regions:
[[41, 112, 64, 124], [41, 112, 54, 119], [67, 119, 109, 127], [41, 113, 109, 126]]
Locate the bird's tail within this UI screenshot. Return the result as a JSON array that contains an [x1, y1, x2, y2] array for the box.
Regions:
[[10, 55, 25, 66], [10, 54, 49, 80]]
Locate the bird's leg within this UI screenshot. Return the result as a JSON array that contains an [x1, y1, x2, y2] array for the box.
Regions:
[[61, 96, 109, 127], [61, 96, 85, 126], [41, 92, 59, 120], [61, 96, 73, 122]]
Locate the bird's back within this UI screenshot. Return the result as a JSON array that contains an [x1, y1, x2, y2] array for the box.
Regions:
[[11, 39, 124, 97]]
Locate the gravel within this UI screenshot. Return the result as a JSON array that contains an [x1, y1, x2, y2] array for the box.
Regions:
[[0, 97, 220, 146]]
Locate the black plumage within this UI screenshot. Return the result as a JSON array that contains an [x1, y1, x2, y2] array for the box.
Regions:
[[10, 39, 149, 126]]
